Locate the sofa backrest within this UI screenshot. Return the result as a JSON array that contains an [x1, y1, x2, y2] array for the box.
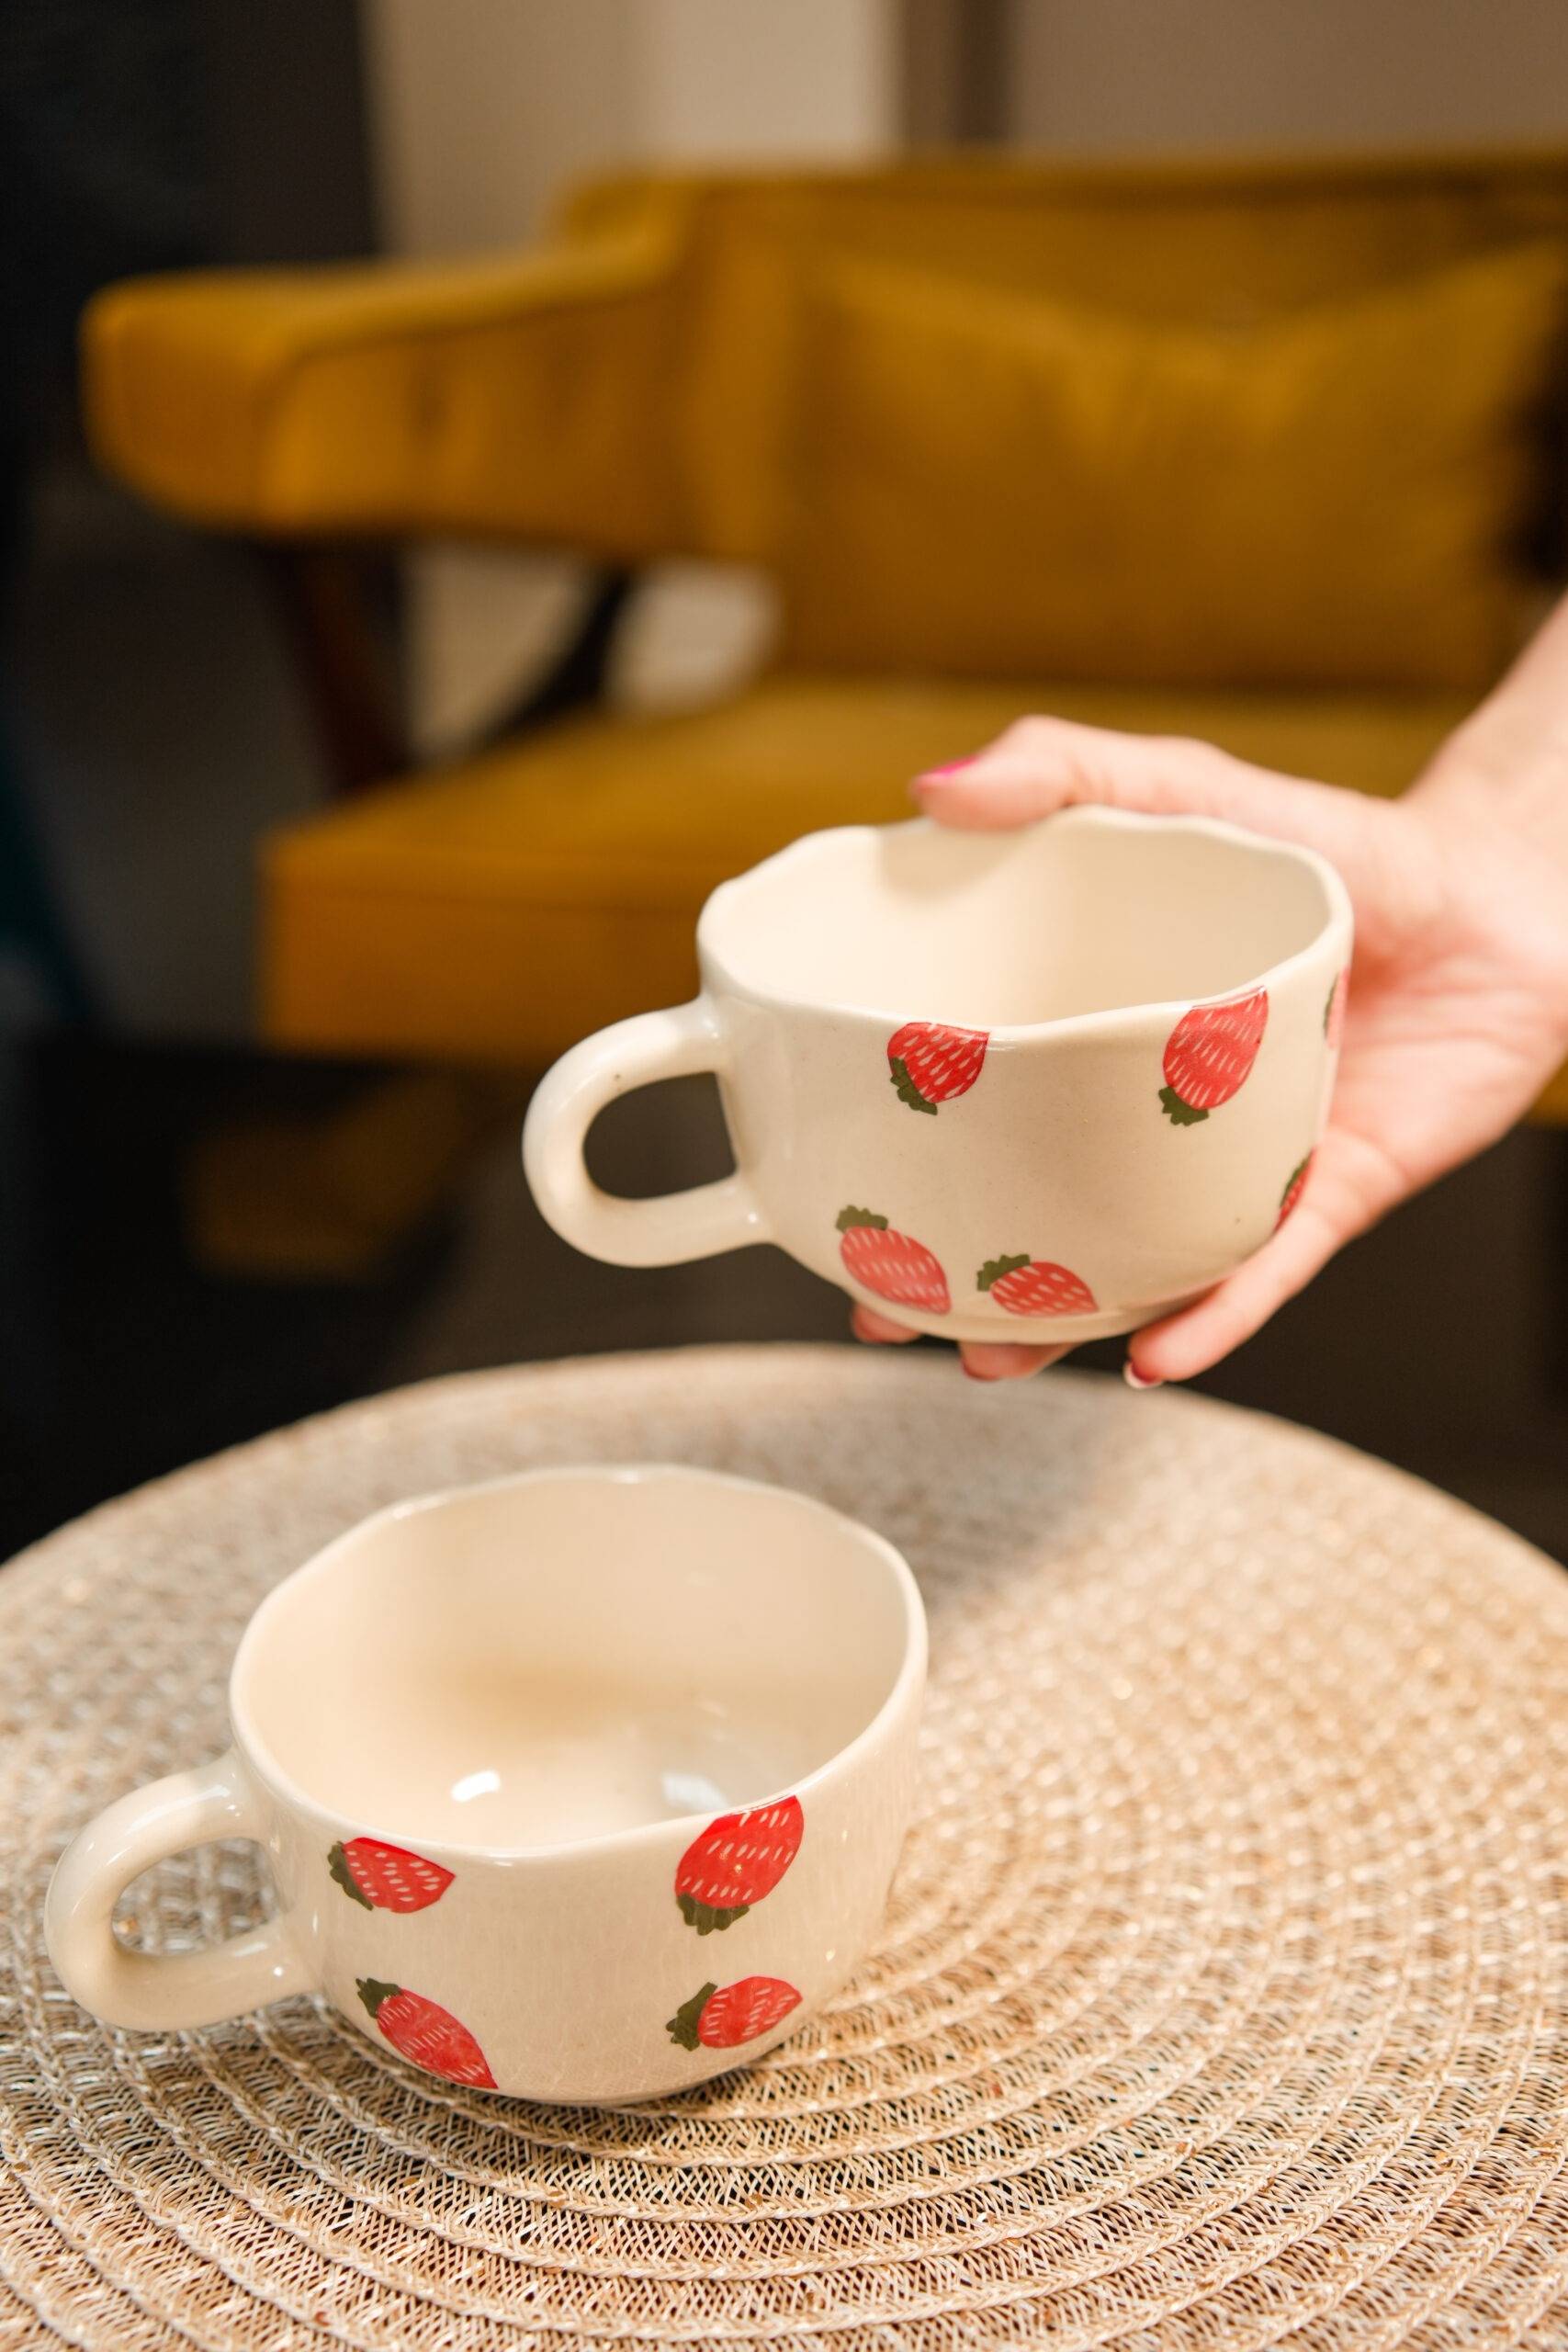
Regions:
[[562, 151, 1568, 569]]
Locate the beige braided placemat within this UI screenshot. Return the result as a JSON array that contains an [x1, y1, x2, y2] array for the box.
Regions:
[[2, 1346, 1566, 2350]]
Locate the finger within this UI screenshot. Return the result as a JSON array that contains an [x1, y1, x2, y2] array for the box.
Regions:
[[916, 715, 1323, 829], [1127, 1205, 1339, 1383], [1125, 1126, 1402, 1382], [851, 1304, 921, 1346], [913, 715, 1407, 899], [960, 1340, 1074, 1382]]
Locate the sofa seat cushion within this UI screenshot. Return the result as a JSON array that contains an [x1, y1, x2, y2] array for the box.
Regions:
[[264, 670, 1472, 1070]]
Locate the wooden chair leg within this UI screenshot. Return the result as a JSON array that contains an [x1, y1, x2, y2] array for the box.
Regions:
[[265, 542, 638, 795], [262, 544, 408, 795]]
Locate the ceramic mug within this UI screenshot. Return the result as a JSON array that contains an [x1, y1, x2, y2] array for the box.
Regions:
[[524, 809, 1352, 1341], [45, 1465, 926, 2104]]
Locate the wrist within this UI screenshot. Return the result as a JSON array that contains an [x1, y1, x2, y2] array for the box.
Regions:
[[1412, 705, 1568, 882]]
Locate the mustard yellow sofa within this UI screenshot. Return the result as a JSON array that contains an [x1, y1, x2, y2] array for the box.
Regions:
[[83, 152, 1568, 1113]]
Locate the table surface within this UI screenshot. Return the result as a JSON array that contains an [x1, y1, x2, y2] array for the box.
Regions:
[[2, 1346, 1565, 2350]]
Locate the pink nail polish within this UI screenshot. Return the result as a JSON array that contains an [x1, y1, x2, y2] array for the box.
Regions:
[[1123, 1361, 1163, 1391], [915, 757, 976, 785]]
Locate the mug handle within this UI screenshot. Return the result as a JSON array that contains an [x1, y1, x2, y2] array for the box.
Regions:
[[523, 998, 772, 1267], [45, 1748, 315, 2031]]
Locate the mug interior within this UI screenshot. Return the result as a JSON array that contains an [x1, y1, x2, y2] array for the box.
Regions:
[[701, 812, 1335, 1027], [231, 1468, 918, 1853]]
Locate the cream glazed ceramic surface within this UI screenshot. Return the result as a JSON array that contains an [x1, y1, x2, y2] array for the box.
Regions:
[[44, 1465, 926, 2105], [524, 810, 1353, 1341]]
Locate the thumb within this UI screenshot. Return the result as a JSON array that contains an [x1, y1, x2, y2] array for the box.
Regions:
[[914, 714, 1398, 885]]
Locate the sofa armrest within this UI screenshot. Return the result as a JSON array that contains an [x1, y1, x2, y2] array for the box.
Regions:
[[82, 217, 684, 557]]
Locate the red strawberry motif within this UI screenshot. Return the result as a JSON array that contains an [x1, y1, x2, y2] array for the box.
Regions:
[[886, 1021, 988, 1114], [667, 1976, 802, 2052], [675, 1796, 803, 1934], [1325, 969, 1348, 1049], [977, 1254, 1097, 1317], [1278, 1153, 1313, 1227], [836, 1206, 950, 1314], [356, 1977, 495, 2088], [1160, 989, 1269, 1124], [329, 1838, 454, 1913]]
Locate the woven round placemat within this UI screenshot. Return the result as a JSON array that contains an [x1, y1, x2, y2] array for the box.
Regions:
[[3, 1347, 1566, 2350]]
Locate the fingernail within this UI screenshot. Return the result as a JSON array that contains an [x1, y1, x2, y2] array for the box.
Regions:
[[962, 1362, 998, 1382], [1123, 1360, 1163, 1391], [913, 757, 975, 787]]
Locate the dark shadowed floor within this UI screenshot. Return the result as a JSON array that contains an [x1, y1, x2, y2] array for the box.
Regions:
[[5, 1030, 1566, 1568]]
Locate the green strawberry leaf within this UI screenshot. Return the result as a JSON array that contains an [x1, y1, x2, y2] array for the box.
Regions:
[[328, 1840, 373, 1908], [667, 1983, 716, 2051], [836, 1205, 888, 1232], [677, 1893, 750, 1936], [1324, 979, 1337, 1035], [977, 1253, 1031, 1293], [356, 1976, 399, 2020], [888, 1057, 937, 1114], [1281, 1156, 1310, 1204], [1159, 1086, 1209, 1125]]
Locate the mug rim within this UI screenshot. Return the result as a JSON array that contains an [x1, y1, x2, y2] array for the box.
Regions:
[[696, 808, 1351, 1036], [228, 1461, 928, 1867]]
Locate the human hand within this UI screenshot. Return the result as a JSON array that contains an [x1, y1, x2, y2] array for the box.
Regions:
[[853, 708, 1568, 1385]]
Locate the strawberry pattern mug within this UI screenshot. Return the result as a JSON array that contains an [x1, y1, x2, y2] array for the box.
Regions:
[[45, 1466, 926, 2103], [524, 810, 1353, 1341]]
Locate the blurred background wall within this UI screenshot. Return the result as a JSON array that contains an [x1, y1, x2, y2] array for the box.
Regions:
[[1004, 0, 1568, 152]]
